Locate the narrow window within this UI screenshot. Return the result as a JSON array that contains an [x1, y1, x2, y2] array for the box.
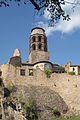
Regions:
[[29, 69, 33, 76], [38, 43, 42, 50], [44, 39, 46, 43], [0, 78, 2, 86], [0, 70, 2, 76], [32, 44, 36, 50], [38, 36, 41, 42], [36, 65, 39, 68], [73, 68, 75, 71], [44, 45, 47, 51], [44, 64, 47, 70], [20, 69, 25, 76], [32, 36, 35, 42]]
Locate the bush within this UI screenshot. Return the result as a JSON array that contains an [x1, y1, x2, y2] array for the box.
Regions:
[[53, 109, 61, 117], [29, 72, 33, 76], [44, 70, 52, 78], [19, 96, 38, 120], [78, 72, 80, 75], [45, 106, 61, 117], [68, 72, 75, 75]]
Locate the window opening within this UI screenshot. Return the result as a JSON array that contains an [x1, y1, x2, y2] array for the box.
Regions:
[[20, 69, 25, 76], [38, 36, 41, 42], [32, 36, 35, 42], [29, 69, 33, 76], [44, 64, 47, 70], [0, 70, 2, 76], [36, 66, 39, 68], [44, 45, 47, 51], [32, 44, 36, 50], [38, 43, 42, 50], [73, 68, 75, 71], [44, 39, 46, 43]]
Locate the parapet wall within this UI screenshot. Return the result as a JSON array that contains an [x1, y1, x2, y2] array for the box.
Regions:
[[1, 64, 80, 115]]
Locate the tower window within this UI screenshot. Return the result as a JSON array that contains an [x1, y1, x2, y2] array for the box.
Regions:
[[44, 39, 46, 43], [38, 43, 42, 50], [20, 69, 25, 76], [32, 44, 36, 50], [0, 71, 2, 76], [38, 36, 41, 42], [32, 36, 35, 42], [44, 45, 47, 51], [73, 68, 75, 71]]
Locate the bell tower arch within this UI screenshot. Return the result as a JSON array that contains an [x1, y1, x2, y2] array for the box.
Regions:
[[29, 27, 47, 53], [28, 27, 49, 64]]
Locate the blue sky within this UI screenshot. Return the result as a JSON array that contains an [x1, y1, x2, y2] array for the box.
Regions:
[[0, 1, 80, 66]]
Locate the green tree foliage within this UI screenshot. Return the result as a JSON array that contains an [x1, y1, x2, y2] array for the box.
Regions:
[[0, 0, 71, 23], [19, 96, 38, 120], [44, 70, 52, 78]]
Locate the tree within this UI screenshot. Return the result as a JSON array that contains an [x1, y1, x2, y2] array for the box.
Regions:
[[0, 0, 78, 23]]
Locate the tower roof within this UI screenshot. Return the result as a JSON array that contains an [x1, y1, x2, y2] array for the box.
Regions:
[[31, 27, 45, 32], [31, 27, 45, 35]]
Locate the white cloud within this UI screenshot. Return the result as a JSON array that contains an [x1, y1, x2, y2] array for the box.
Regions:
[[37, 0, 80, 36]]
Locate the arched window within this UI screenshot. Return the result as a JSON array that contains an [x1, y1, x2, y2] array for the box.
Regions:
[[38, 43, 42, 50], [44, 45, 47, 51], [32, 44, 36, 50], [38, 36, 41, 42], [73, 68, 75, 71], [32, 36, 35, 42], [44, 39, 46, 43]]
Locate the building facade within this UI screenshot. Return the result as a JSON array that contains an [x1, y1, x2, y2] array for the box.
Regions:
[[0, 27, 66, 84]]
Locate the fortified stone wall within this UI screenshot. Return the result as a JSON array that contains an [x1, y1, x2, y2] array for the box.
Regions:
[[1, 64, 80, 115]]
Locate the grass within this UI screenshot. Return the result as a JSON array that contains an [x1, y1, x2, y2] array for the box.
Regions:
[[50, 116, 80, 120]]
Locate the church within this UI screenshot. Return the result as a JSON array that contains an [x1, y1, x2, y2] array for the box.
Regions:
[[0, 27, 80, 83], [9, 27, 64, 73]]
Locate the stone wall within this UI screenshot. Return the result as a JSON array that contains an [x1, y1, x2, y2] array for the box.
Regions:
[[28, 51, 49, 64], [1, 64, 80, 115], [33, 62, 52, 71]]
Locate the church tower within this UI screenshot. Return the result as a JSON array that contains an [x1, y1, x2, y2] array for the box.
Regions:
[[28, 27, 49, 64]]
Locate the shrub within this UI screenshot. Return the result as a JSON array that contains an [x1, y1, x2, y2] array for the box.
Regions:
[[45, 106, 61, 117], [78, 72, 80, 75], [29, 72, 33, 76], [65, 71, 67, 73], [68, 72, 75, 75], [53, 109, 61, 117], [19, 96, 38, 120], [44, 70, 52, 78]]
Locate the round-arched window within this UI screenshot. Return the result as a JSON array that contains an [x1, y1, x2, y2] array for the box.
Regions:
[[38, 36, 42, 42], [38, 43, 42, 50], [73, 68, 75, 71], [44, 39, 46, 43], [32, 44, 36, 50], [32, 36, 35, 42]]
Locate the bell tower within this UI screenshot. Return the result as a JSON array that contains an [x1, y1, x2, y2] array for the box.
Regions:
[[28, 27, 49, 64]]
